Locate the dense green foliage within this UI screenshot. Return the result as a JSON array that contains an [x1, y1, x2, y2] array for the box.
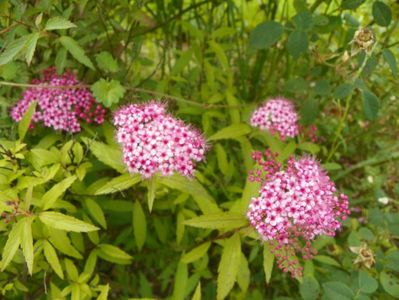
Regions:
[[0, 0, 398, 299]]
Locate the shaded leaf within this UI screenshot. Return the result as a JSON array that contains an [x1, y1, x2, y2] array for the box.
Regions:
[[249, 21, 283, 49], [133, 201, 147, 251]]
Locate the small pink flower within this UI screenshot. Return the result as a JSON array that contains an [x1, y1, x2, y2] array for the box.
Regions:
[[10, 68, 107, 133], [250, 98, 299, 139], [247, 154, 349, 277], [113, 102, 207, 178]]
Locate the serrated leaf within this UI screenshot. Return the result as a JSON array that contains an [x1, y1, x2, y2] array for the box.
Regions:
[[85, 198, 107, 229], [184, 212, 248, 230], [362, 90, 379, 121], [82, 138, 125, 172], [25, 32, 40, 65], [18, 101, 36, 141], [372, 1, 391, 27], [287, 30, 308, 58], [0, 220, 24, 271], [158, 174, 220, 214], [45, 16, 76, 30], [39, 211, 99, 232], [133, 201, 147, 251], [97, 244, 133, 264], [0, 35, 28, 66], [217, 233, 241, 300], [181, 242, 211, 264], [208, 124, 251, 141], [91, 79, 125, 107], [263, 242, 274, 284], [21, 217, 34, 275], [236, 253, 250, 293], [95, 51, 118, 73], [249, 21, 283, 49], [59, 36, 94, 69], [42, 176, 77, 210], [95, 173, 141, 195], [43, 240, 64, 279]]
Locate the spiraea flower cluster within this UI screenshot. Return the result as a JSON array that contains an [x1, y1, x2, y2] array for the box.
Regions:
[[247, 154, 349, 277], [114, 102, 207, 178], [250, 98, 299, 140], [11, 68, 107, 133]]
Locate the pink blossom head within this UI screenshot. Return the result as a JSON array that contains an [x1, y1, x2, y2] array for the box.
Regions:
[[113, 101, 207, 178], [247, 154, 349, 277], [250, 98, 299, 139], [10, 67, 107, 133]]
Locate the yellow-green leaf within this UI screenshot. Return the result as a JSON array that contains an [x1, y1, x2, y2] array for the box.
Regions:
[[133, 201, 147, 251], [182, 242, 211, 264], [42, 176, 77, 210], [85, 198, 107, 229], [208, 124, 251, 141], [95, 173, 141, 195], [0, 220, 24, 271], [184, 212, 248, 230], [43, 240, 64, 279], [263, 242, 274, 284], [18, 101, 37, 141], [39, 212, 99, 232], [21, 217, 34, 275]]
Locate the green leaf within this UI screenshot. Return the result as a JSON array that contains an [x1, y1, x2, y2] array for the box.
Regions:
[[372, 1, 392, 27], [147, 176, 156, 212], [59, 36, 94, 69], [382, 49, 397, 77], [215, 144, 229, 176], [263, 242, 274, 284], [362, 90, 379, 121], [39, 211, 99, 232], [172, 261, 188, 300], [96, 284, 110, 300], [97, 244, 133, 264], [184, 212, 248, 230], [217, 233, 241, 300], [133, 201, 147, 251], [0, 220, 23, 271], [95, 51, 118, 73], [45, 16, 76, 30], [55, 47, 67, 74], [323, 281, 354, 300], [249, 21, 284, 49], [342, 0, 365, 10], [85, 198, 107, 229], [385, 250, 399, 272], [18, 101, 37, 141], [300, 276, 320, 300], [48, 228, 82, 259], [298, 142, 320, 154], [300, 98, 319, 126], [287, 31, 308, 58], [208, 124, 251, 141], [42, 176, 77, 210], [208, 41, 228, 69], [181, 242, 211, 264], [21, 217, 34, 275], [313, 255, 340, 267], [43, 240, 64, 279], [94, 173, 141, 195], [91, 79, 126, 107], [334, 83, 354, 99], [64, 258, 79, 281], [236, 253, 250, 293], [83, 139, 125, 173], [0, 35, 28, 66], [158, 174, 221, 214], [192, 282, 201, 300], [380, 271, 399, 298], [25, 32, 40, 65], [358, 271, 378, 294]]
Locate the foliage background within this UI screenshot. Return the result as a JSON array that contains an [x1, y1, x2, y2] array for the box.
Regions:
[[0, 0, 398, 299]]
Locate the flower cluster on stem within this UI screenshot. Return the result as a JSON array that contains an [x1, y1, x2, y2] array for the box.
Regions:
[[114, 102, 207, 178], [11, 68, 106, 133], [247, 153, 349, 277]]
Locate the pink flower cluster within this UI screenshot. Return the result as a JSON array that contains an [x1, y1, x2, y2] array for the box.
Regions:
[[247, 154, 349, 277], [11, 68, 106, 133], [250, 98, 299, 139], [114, 102, 207, 178]]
